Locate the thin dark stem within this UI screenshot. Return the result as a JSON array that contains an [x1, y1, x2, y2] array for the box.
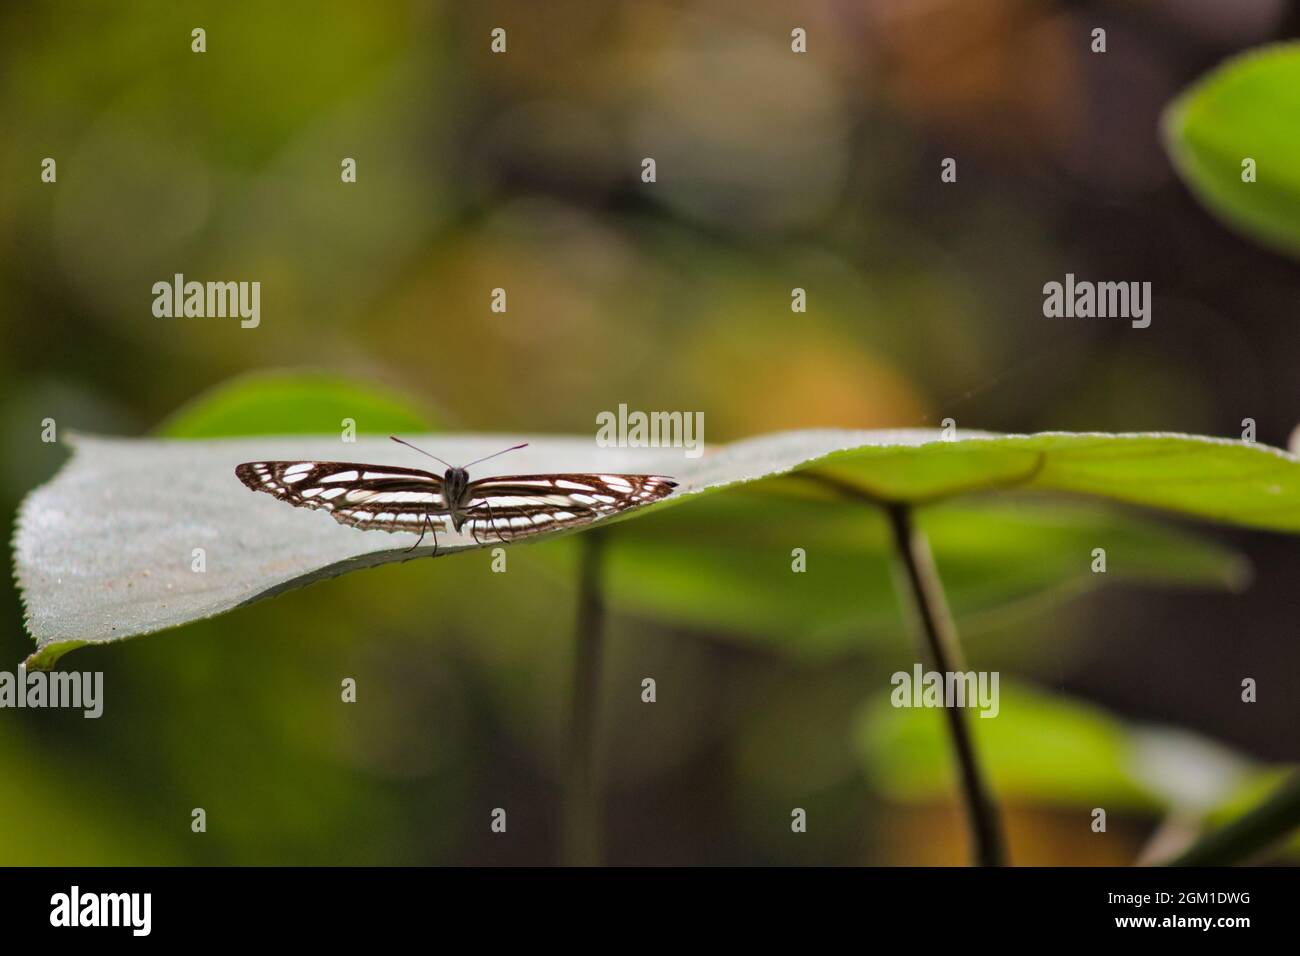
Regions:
[[563, 531, 606, 866], [885, 502, 1008, 867]]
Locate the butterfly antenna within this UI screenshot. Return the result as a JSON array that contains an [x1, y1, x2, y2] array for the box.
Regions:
[[390, 436, 455, 469], [463, 442, 529, 469]]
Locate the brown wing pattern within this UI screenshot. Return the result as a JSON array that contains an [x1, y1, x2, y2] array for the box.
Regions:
[[460, 473, 676, 541], [235, 461, 446, 533]]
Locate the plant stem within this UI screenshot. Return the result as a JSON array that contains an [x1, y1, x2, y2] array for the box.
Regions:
[[885, 502, 1008, 867], [563, 531, 606, 866], [1162, 771, 1300, 866]]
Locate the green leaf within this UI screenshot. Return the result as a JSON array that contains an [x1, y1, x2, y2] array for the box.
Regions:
[[807, 432, 1300, 530], [14, 428, 1299, 666], [157, 370, 437, 438], [857, 681, 1257, 812], [1163, 43, 1300, 256], [602, 492, 1247, 659]]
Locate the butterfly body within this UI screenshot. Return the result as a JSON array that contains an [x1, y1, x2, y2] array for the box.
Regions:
[[439, 466, 473, 532], [235, 446, 676, 553]]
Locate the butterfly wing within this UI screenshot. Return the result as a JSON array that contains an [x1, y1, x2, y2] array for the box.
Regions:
[[462, 473, 677, 542], [235, 461, 446, 533]]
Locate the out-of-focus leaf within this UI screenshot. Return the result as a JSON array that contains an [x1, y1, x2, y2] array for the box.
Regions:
[[1173, 770, 1300, 864], [602, 492, 1248, 659], [859, 681, 1159, 809], [1128, 726, 1257, 812], [1164, 43, 1300, 256], [157, 371, 437, 438], [0, 732, 178, 865], [15, 428, 1300, 666], [857, 681, 1267, 813]]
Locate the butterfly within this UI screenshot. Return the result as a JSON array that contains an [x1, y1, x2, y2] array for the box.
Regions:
[[235, 437, 677, 553]]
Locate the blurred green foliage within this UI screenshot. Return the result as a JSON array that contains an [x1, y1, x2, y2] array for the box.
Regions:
[[607, 491, 1247, 659], [158, 370, 438, 438], [860, 681, 1164, 811], [1166, 43, 1300, 257], [861, 680, 1269, 810]]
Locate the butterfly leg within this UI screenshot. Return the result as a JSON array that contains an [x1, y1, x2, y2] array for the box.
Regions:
[[405, 515, 427, 553], [463, 500, 513, 545], [406, 513, 439, 556], [470, 499, 499, 544], [464, 501, 488, 545], [484, 499, 510, 544]]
